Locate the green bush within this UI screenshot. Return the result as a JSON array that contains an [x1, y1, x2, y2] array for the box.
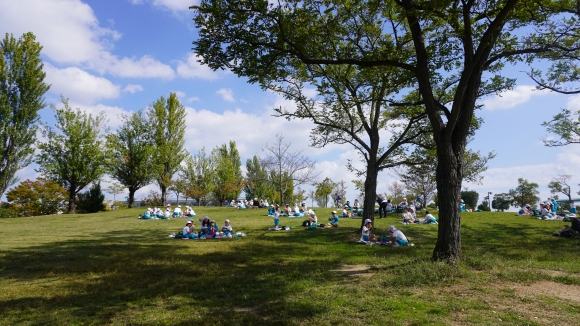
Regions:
[[0, 207, 20, 218], [76, 182, 105, 213]]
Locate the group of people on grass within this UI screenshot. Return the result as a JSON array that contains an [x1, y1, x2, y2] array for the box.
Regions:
[[181, 216, 234, 239], [140, 204, 196, 219], [230, 198, 270, 209], [361, 219, 409, 247]]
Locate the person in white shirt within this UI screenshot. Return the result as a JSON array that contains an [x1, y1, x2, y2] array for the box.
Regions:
[[388, 225, 408, 247], [173, 205, 182, 217], [222, 219, 233, 237], [360, 219, 373, 241], [402, 208, 415, 224], [301, 202, 307, 211], [304, 211, 317, 229], [421, 211, 437, 224], [182, 221, 197, 239]]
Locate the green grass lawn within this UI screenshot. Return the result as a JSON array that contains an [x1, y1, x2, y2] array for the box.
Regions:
[[1, 207, 579, 325]]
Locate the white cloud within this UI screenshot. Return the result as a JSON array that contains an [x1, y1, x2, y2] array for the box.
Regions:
[[187, 96, 200, 103], [152, 0, 196, 11], [44, 63, 121, 105], [0, 0, 174, 79], [123, 84, 144, 94], [172, 90, 186, 98], [482, 85, 550, 110], [176, 53, 225, 80], [216, 88, 235, 102], [68, 102, 132, 129]]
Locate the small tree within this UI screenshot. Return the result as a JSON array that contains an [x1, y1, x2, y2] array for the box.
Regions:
[[181, 149, 215, 206], [492, 193, 512, 212], [307, 189, 316, 208], [351, 180, 365, 203], [149, 92, 187, 206], [314, 177, 335, 208], [211, 141, 243, 205], [76, 182, 105, 213], [105, 182, 126, 202], [547, 174, 574, 202], [168, 179, 188, 205], [36, 97, 108, 213], [262, 134, 319, 205], [0, 32, 50, 198], [244, 155, 273, 202], [387, 181, 406, 205], [106, 110, 155, 208], [508, 178, 540, 208], [5, 178, 67, 216]]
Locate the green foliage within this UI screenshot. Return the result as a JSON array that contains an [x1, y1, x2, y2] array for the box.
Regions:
[[547, 174, 574, 202], [5, 178, 67, 216], [477, 201, 491, 212], [181, 148, 214, 205], [315, 177, 335, 208], [149, 92, 187, 205], [168, 178, 187, 204], [244, 155, 273, 201], [106, 110, 155, 207], [76, 182, 105, 213], [543, 109, 580, 146], [491, 193, 512, 212], [460, 190, 479, 210], [211, 141, 243, 205], [140, 190, 163, 207], [105, 182, 126, 203], [0, 32, 50, 197], [508, 178, 540, 208], [0, 207, 19, 218], [36, 97, 108, 213]]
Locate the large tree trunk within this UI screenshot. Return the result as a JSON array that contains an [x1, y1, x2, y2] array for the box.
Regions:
[[160, 186, 167, 206], [67, 187, 76, 214], [432, 143, 463, 262], [128, 187, 136, 208], [361, 157, 378, 230]]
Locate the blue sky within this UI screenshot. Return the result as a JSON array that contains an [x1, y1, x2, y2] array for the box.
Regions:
[[2, 0, 580, 208]]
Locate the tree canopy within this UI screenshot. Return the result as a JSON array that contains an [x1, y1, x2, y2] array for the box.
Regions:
[[0, 32, 50, 197], [192, 0, 580, 261], [36, 97, 108, 213]]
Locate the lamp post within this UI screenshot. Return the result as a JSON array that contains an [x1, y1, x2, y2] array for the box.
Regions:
[[487, 192, 492, 210]]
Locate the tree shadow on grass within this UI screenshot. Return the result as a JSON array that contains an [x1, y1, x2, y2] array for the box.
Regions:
[[0, 229, 358, 325]]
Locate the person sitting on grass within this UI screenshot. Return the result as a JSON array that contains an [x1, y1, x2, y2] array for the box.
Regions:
[[398, 198, 408, 209], [199, 216, 210, 234], [282, 204, 292, 216], [163, 206, 172, 219], [409, 203, 416, 218], [182, 220, 198, 239], [518, 204, 532, 216], [353, 199, 360, 211], [329, 211, 339, 227], [301, 202, 307, 211], [206, 220, 219, 238], [173, 205, 182, 217], [184, 206, 195, 217], [360, 219, 373, 242], [344, 201, 352, 210], [263, 199, 269, 207], [222, 219, 233, 237], [540, 203, 555, 220], [303, 211, 318, 229], [459, 199, 466, 212], [268, 204, 276, 217], [294, 207, 304, 218], [402, 208, 416, 224], [421, 211, 438, 224], [141, 208, 152, 219], [387, 225, 408, 247], [554, 216, 580, 237], [342, 207, 350, 218]]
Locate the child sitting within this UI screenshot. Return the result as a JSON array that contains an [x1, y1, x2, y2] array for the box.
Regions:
[[303, 211, 317, 229], [173, 205, 182, 217], [421, 211, 438, 224], [342, 207, 350, 218], [199, 216, 210, 234], [459, 199, 466, 212], [344, 201, 352, 210], [328, 211, 339, 227], [402, 208, 416, 224], [283, 204, 291, 216], [206, 220, 219, 238], [353, 199, 360, 212], [360, 219, 373, 242], [141, 208, 153, 219], [268, 205, 276, 216], [294, 208, 304, 218], [222, 219, 233, 237], [387, 225, 408, 247], [182, 220, 198, 239]]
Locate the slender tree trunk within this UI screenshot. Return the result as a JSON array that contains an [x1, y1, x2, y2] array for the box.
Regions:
[[161, 186, 167, 206], [128, 187, 136, 208], [432, 143, 463, 262]]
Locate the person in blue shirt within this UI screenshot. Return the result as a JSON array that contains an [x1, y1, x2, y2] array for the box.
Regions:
[[551, 198, 558, 216], [459, 199, 466, 212], [570, 201, 577, 214], [328, 211, 339, 227], [267, 205, 276, 216]]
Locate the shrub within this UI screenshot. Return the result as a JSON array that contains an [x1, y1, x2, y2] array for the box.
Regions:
[[5, 178, 67, 216], [141, 190, 163, 207], [76, 182, 105, 213], [0, 207, 20, 218]]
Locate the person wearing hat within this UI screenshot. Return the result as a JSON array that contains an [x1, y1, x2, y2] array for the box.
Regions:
[[387, 225, 408, 247], [329, 211, 339, 227], [268, 204, 276, 217], [252, 198, 260, 209], [207, 220, 219, 237], [182, 220, 197, 239], [344, 200, 352, 210], [353, 199, 360, 212], [306, 211, 318, 229], [173, 205, 182, 217], [222, 219, 233, 237], [360, 219, 373, 241], [459, 199, 466, 212], [301, 202, 307, 211]]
